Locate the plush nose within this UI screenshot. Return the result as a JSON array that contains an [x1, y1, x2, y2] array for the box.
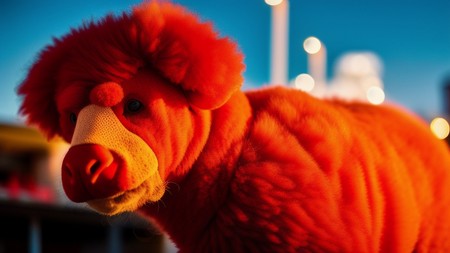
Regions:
[[61, 144, 128, 202]]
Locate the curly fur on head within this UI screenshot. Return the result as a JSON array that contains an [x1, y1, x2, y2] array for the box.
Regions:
[[17, 1, 245, 138]]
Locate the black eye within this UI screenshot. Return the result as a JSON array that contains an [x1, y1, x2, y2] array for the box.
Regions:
[[69, 112, 77, 125], [126, 99, 143, 113]]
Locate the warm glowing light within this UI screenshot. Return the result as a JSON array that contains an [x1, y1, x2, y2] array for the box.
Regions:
[[303, 37, 322, 54], [265, 0, 284, 6], [366, 87, 385, 105], [294, 74, 315, 92], [430, 117, 450, 140]]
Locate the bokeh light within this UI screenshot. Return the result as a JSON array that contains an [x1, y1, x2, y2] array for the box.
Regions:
[[430, 117, 450, 140], [265, 0, 284, 6], [366, 86, 385, 105], [294, 74, 315, 92], [303, 37, 322, 55]]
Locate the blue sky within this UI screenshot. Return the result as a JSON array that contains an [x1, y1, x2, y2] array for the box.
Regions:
[[1, 0, 449, 122]]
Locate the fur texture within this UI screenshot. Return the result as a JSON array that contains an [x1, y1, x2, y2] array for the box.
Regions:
[[18, 2, 450, 252]]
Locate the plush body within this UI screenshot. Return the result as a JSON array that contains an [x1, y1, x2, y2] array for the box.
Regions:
[[17, 2, 450, 252], [142, 87, 450, 252]]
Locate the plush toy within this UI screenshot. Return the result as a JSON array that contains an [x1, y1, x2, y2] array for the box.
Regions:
[[17, 2, 450, 252]]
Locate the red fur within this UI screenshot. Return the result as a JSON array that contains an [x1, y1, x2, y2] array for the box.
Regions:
[[89, 82, 124, 107], [17, 2, 450, 253], [18, 2, 244, 138]]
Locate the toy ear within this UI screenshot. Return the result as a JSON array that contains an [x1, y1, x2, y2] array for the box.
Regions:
[[134, 3, 245, 110]]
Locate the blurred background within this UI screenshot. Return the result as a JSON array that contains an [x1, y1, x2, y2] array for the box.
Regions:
[[0, 0, 449, 252]]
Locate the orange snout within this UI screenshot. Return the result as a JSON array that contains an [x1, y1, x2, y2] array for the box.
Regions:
[[62, 144, 128, 202]]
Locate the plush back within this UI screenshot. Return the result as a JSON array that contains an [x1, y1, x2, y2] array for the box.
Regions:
[[18, 2, 245, 138]]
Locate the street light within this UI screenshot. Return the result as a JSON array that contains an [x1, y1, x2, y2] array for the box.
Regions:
[[265, 0, 284, 6], [266, 0, 289, 85], [430, 117, 450, 140], [303, 36, 327, 97]]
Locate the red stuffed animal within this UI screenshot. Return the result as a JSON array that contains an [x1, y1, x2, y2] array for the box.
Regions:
[[18, 2, 450, 252]]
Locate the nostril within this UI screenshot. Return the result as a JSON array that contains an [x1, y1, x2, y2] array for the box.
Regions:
[[62, 163, 77, 187], [88, 160, 109, 184], [88, 160, 101, 175], [64, 165, 73, 178]]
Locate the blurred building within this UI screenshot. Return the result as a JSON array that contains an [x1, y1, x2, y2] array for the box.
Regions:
[[0, 123, 166, 253]]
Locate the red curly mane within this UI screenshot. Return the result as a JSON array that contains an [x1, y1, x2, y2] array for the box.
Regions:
[[18, 2, 244, 138]]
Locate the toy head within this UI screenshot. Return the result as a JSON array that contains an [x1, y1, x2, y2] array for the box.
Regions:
[[17, 2, 244, 215]]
